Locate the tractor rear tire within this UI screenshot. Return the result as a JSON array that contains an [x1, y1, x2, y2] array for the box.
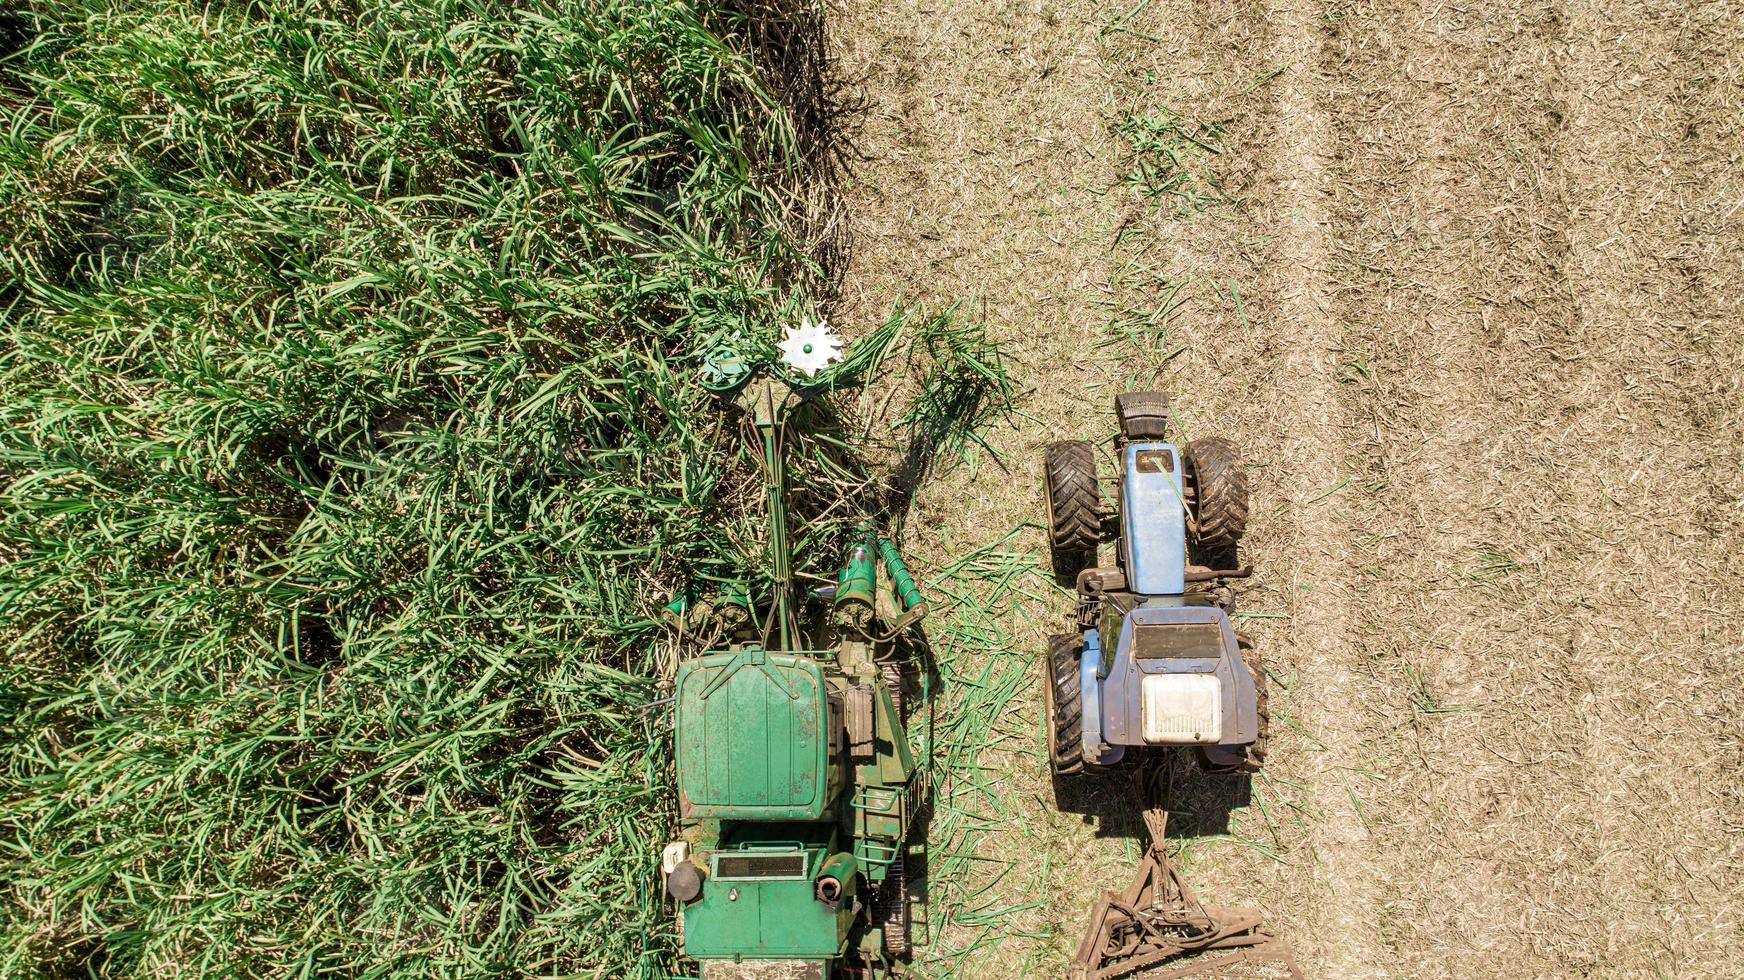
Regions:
[[1043, 633, 1085, 776], [1185, 437, 1248, 548], [1197, 633, 1268, 775], [1239, 632, 1268, 772], [1044, 441, 1101, 580]]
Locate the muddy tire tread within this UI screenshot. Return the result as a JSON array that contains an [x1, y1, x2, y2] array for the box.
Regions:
[[1044, 441, 1101, 576], [1239, 632, 1268, 772], [1186, 437, 1249, 547], [1044, 632, 1085, 776]]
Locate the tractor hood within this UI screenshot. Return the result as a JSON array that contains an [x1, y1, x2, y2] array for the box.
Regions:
[[676, 648, 843, 821], [1121, 442, 1187, 596]]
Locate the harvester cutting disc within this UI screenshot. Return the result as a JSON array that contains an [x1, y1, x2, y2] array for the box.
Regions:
[[777, 318, 843, 376], [698, 331, 755, 392]]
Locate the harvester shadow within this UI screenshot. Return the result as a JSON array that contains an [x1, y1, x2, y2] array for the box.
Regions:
[[733, 1, 1020, 952]]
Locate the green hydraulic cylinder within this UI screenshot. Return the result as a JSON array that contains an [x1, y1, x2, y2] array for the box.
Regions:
[[834, 537, 877, 630], [715, 581, 754, 631], [661, 580, 753, 631], [661, 581, 701, 626], [877, 538, 925, 617]]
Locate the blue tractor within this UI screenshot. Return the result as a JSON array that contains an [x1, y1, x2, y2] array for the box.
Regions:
[[1041, 392, 1267, 776]]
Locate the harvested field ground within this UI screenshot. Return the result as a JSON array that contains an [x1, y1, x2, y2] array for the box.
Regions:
[[831, 0, 1744, 976]]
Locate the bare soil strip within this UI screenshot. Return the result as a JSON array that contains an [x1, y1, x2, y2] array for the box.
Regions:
[[1256, 0, 1388, 971], [832, 0, 1744, 975]]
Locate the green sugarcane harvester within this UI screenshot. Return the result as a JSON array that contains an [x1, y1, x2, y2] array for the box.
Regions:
[[662, 322, 926, 980]]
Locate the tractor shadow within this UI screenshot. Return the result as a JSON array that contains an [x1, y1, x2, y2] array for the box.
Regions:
[[1051, 758, 1250, 843], [1188, 540, 1241, 574]]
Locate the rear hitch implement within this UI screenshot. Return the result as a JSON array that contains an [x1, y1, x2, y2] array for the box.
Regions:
[[1069, 764, 1302, 980]]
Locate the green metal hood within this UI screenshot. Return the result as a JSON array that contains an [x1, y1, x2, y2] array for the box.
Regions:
[[676, 648, 841, 820]]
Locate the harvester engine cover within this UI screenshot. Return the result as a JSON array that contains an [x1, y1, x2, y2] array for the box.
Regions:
[[676, 650, 842, 821]]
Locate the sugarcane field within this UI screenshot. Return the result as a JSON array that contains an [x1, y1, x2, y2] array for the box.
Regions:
[[1, 1, 1739, 978]]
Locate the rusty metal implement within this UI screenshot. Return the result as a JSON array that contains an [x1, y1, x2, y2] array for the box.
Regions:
[[1068, 765, 1303, 980]]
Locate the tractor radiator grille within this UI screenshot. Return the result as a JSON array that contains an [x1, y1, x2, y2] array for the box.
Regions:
[[1133, 623, 1225, 660]]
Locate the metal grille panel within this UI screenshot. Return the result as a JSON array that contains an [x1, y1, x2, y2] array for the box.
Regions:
[[1133, 623, 1224, 660]]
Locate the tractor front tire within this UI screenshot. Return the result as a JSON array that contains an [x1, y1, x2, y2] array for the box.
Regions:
[[1043, 633, 1085, 776], [1044, 441, 1101, 580], [1185, 437, 1248, 548]]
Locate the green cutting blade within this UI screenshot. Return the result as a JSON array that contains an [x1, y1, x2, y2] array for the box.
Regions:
[[699, 331, 757, 392]]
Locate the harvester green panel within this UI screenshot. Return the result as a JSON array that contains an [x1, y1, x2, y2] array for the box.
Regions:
[[677, 650, 837, 820], [683, 873, 850, 960]]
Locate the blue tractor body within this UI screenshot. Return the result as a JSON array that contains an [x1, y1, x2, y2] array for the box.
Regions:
[[1042, 393, 1266, 775], [1119, 441, 1188, 596]]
